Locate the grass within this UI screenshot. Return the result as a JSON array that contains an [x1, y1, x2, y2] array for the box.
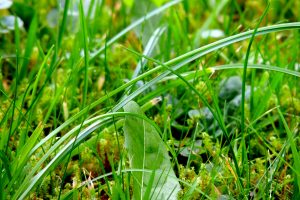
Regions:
[[0, 0, 299, 199]]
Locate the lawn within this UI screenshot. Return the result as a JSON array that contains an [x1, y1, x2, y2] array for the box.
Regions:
[[0, 0, 299, 199]]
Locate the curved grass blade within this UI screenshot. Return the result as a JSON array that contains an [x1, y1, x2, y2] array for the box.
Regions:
[[30, 45, 54, 105], [112, 22, 300, 112], [159, 63, 300, 82], [210, 64, 300, 77]]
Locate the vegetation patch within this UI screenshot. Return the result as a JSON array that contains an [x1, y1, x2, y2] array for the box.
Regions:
[[0, 0, 299, 199]]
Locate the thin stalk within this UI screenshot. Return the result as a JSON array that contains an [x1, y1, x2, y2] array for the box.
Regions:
[[79, 0, 89, 108], [240, 2, 270, 194]]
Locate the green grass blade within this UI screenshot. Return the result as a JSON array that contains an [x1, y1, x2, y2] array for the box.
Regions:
[[143, 170, 157, 200], [57, 0, 70, 51], [209, 64, 300, 77], [7, 15, 21, 153], [79, 0, 89, 108], [5, 124, 43, 191], [30, 45, 54, 105], [277, 107, 300, 195], [19, 14, 38, 80], [240, 2, 270, 193]]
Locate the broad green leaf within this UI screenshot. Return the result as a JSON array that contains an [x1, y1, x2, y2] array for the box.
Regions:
[[123, 101, 180, 200]]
